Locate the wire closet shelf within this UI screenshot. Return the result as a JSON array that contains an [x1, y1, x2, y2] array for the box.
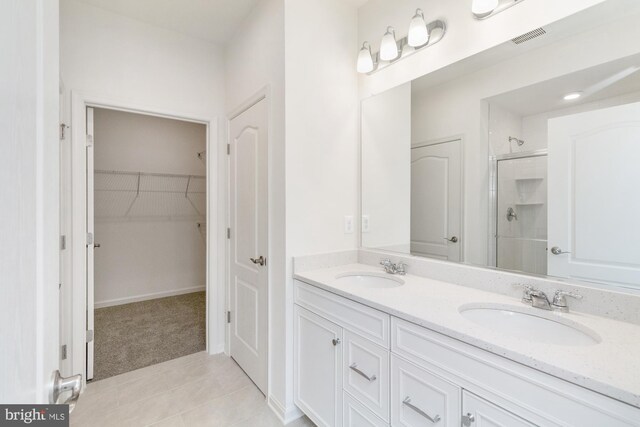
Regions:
[[94, 170, 206, 221]]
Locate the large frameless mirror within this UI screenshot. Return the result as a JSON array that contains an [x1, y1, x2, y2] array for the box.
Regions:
[[361, 2, 640, 290]]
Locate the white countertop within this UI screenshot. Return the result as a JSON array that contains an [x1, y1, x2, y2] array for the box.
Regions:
[[294, 263, 640, 408]]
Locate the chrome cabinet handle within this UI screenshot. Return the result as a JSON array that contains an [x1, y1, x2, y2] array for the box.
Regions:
[[349, 363, 377, 382], [332, 338, 341, 346], [403, 397, 441, 423], [550, 246, 570, 255], [250, 256, 266, 266], [444, 236, 458, 243], [50, 370, 82, 412], [462, 412, 476, 426]]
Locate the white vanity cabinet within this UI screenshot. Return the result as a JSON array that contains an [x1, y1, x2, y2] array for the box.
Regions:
[[294, 280, 640, 427]]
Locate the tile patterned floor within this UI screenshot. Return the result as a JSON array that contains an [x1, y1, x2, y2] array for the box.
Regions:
[[71, 352, 314, 427]]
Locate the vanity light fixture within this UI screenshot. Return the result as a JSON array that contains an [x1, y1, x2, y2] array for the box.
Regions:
[[563, 92, 582, 101], [408, 9, 430, 47], [357, 42, 375, 74], [472, 0, 525, 20], [357, 13, 447, 75], [380, 27, 399, 61]]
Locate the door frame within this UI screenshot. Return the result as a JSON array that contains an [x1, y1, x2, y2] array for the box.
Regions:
[[67, 91, 222, 384], [410, 136, 465, 262], [225, 86, 271, 393]]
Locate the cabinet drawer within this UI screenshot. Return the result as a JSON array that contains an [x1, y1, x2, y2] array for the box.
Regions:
[[294, 280, 390, 347], [463, 391, 535, 427], [343, 331, 390, 421], [391, 355, 461, 427], [343, 392, 388, 427]]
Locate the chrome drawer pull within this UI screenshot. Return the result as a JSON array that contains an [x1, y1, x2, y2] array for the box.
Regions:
[[349, 363, 377, 382], [403, 397, 441, 423]]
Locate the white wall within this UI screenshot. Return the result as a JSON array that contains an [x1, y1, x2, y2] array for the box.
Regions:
[[361, 83, 411, 250], [60, 0, 225, 117], [0, 0, 59, 403], [284, 0, 359, 419], [358, 0, 605, 96], [93, 108, 207, 307], [409, 12, 640, 266], [224, 0, 288, 418]]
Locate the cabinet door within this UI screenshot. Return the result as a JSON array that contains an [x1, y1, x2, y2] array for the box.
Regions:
[[462, 391, 535, 427], [294, 305, 343, 427], [391, 355, 461, 427]]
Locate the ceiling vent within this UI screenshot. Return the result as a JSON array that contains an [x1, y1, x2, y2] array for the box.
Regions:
[[511, 28, 546, 45]]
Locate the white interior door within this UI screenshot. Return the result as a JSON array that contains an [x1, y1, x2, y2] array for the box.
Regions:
[[410, 140, 462, 261], [1, 0, 67, 403], [86, 107, 95, 380], [229, 98, 268, 394], [548, 101, 640, 288]]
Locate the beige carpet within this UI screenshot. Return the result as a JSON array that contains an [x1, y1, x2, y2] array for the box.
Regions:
[[92, 291, 206, 381]]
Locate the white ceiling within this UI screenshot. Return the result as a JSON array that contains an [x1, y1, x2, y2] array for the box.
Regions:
[[487, 54, 640, 117], [76, 0, 370, 44]]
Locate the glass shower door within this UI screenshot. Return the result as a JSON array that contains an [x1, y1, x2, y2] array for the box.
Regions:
[[496, 155, 548, 275]]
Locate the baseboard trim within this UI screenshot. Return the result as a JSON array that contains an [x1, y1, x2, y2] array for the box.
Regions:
[[268, 394, 303, 425], [95, 286, 206, 309]]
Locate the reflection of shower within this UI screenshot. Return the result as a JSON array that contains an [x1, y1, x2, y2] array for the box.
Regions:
[[509, 136, 525, 146]]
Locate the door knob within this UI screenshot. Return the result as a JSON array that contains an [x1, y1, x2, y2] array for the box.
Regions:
[[50, 370, 82, 412], [550, 246, 570, 255], [94, 243, 101, 248], [250, 256, 266, 266], [444, 236, 458, 243]]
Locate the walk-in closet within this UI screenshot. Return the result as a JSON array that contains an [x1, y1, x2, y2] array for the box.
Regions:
[[90, 108, 207, 380]]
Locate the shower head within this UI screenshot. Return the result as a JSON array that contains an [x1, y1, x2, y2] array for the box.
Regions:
[[509, 136, 525, 146]]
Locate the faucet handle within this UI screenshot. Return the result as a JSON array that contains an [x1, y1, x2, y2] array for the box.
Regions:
[[396, 262, 407, 275], [552, 290, 582, 312], [512, 283, 534, 303]]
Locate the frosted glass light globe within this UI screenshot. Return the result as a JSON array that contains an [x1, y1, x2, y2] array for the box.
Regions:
[[379, 27, 398, 61], [472, 0, 499, 18], [357, 43, 374, 74], [408, 9, 429, 47]]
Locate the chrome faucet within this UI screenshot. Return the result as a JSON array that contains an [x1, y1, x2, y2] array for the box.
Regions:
[[380, 258, 406, 275], [514, 284, 582, 313]]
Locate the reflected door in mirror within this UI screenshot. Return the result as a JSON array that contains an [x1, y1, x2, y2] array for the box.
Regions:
[[411, 140, 462, 261], [548, 101, 640, 287]]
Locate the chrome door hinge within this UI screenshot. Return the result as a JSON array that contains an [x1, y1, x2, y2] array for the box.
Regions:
[[86, 134, 93, 147], [227, 311, 231, 324], [61, 344, 67, 360], [60, 235, 66, 250], [60, 123, 68, 140], [86, 233, 93, 246], [227, 144, 230, 155], [86, 330, 94, 343], [227, 228, 231, 239]]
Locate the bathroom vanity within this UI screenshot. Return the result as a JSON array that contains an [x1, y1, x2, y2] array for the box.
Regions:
[[292, 256, 640, 427]]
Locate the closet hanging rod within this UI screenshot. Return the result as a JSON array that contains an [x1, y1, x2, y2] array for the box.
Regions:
[[95, 169, 205, 179]]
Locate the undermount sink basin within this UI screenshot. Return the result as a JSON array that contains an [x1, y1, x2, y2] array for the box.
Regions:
[[334, 272, 404, 289], [459, 304, 600, 346]]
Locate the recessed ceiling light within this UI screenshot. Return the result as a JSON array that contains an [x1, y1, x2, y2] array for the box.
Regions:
[[563, 92, 583, 101]]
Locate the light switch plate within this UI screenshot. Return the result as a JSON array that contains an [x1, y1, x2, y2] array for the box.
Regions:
[[344, 215, 354, 234], [361, 215, 370, 233]]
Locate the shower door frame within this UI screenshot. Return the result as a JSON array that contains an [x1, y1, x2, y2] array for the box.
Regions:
[[487, 149, 548, 269]]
